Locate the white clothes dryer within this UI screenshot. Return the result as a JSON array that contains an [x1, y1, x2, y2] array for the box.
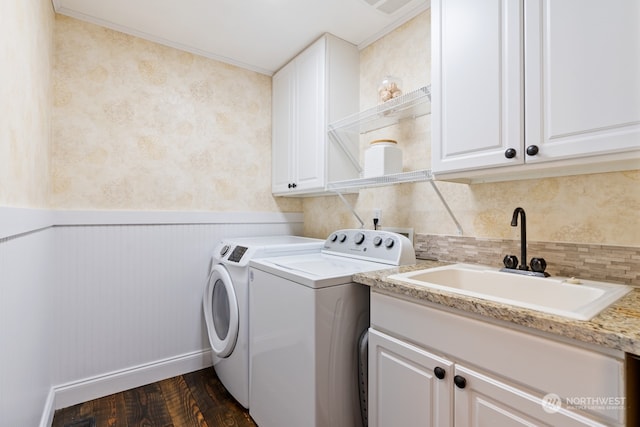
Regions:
[[203, 235, 323, 408], [248, 229, 415, 427]]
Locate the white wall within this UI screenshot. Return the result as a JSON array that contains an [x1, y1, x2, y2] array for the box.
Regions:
[[0, 208, 303, 426]]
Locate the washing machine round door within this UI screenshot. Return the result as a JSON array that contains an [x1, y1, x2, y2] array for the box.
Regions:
[[203, 264, 239, 358]]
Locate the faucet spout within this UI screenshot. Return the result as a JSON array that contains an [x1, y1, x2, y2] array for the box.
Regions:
[[511, 207, 528, 270]]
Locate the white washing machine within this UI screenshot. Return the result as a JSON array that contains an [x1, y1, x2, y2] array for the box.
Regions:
[[248, 229, 416, 427], [203, 235, 323, 408]]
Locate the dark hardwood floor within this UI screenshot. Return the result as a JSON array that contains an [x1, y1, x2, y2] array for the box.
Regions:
[[52, 367, 257, 427]]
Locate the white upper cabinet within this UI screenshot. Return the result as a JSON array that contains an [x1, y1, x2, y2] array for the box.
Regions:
[[432, 0, 524, 173], [432, 0, 640, 181], [272, 34, 359, 195]]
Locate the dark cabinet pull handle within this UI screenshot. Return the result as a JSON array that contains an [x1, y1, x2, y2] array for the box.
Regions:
[[434, 367, 446, 380], [504, 148, 517, 159], [526, 145, 539, 156], [454, 375, 467, 389], [292, 183, 297, 188], [288, 183, 292, 188]]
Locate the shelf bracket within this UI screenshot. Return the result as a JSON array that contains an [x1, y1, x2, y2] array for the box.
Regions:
[[327, 126, 363, 174], [329, 173, 463, 235], [429, 180, 463, 235], [334, 190, 365, 229]]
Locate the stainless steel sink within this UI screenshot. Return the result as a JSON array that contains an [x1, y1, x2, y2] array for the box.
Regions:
[[387, 264, 632, 320]]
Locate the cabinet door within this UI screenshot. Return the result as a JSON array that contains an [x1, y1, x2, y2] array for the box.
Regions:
[[272, 61, 296, 193], [432, 0, 523, 174], [369, 329, 453, 427], [454, 365, 610, 427], [294, 37, 326, 191], [524, 0, 640, 163]]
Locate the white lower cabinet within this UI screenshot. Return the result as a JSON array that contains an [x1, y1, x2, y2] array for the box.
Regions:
[[369, 293, 626, 427], [369, 329, 453, 427], [454, 364, 609, 427]]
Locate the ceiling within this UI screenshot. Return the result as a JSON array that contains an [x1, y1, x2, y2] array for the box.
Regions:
[[52, 0, 430, 76]]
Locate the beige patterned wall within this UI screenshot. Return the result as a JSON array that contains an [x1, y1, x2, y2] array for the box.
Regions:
[[303, 11, 640, 247], [0, 0, 54, 208], [51, 16, 301, 213]]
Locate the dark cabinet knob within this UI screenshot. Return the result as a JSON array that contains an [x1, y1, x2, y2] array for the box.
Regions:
[[292, 183, 297, 188], [434, 367, 446, 380], [288, 183, 292, 188], [530, 257, 547, 273], [503, 255, 519, 270], [454, 375, 467, 389], [526, 145, 539, 156], [504, 148, 517, 159]]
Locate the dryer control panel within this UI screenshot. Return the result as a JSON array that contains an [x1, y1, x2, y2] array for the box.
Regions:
[[228, 246, 248, 263], [323, 229, 415, 266]]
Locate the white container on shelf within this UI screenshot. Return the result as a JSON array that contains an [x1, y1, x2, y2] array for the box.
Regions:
[[364, 139, 403, 177]]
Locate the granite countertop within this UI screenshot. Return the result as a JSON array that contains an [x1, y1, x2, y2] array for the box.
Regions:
[[353, 260, 640, 356]]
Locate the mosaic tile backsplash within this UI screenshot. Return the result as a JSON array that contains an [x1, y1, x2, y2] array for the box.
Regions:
[[415, 234, 640, 287]]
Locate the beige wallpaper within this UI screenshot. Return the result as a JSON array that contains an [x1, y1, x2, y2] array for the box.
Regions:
[[0, 0, 54, 208], [303, 11, 640, 247], [51, 16, 300, 213]]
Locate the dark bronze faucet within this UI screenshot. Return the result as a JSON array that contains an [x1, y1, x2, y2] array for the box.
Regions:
[[511, 207, 528, 270], [501, 207, 549, 277]]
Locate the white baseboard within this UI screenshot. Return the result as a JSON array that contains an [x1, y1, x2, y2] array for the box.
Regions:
[[38, 388, 56, 427], [40, 349, 213, 426]]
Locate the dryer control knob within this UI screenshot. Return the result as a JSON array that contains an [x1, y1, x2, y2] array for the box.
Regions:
[[373, 236, 383, 247], [384, 238, 395, 248], [220, 245, 231, 257], [329, 233, 338, 242], [354, 232, 365, 245], [339, 234, 347, 243]]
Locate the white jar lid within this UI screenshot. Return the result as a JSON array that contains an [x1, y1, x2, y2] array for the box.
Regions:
[[370, 139, 397, 145]]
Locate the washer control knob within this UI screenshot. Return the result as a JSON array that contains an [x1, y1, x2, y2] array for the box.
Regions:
[[384, 238, 395, 248], [373, 236, 383, 247], [354, 232, 365, 245], [220, 245, 231, 257], [329, 233, 338, 242], [338, 234, 347, 243]]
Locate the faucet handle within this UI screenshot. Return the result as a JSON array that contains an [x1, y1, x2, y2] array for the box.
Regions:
[[530, 257, 547, 273], [503, 255, 519, 270]]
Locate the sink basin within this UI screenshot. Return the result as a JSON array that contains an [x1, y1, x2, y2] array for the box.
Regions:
[[387, 264, 632, 320]]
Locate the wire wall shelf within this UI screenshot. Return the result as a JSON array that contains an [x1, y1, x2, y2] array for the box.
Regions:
[[328, 86, 432, 135], [327, 169, 433, 191]]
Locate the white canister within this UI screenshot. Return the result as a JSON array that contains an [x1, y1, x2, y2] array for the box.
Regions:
[[363, 139, 403, 177]]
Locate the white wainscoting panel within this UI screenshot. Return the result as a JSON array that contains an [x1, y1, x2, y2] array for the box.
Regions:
[[0, 229, 54, 427], [50, 221, 302, 407], [0, 207, 304, 426]]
